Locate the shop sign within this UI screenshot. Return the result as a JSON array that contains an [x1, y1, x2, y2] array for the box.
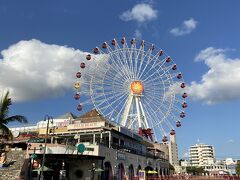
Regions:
[[77, 144, 85, 153], [56, 121, 69, 127], [139, 170, 146, 180], [68, 122, 105, 130], [117, 151, 125, 160]]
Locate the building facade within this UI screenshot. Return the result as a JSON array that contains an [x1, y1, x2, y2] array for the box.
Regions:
[[10, 109, 171, 180], [189, 143, 215, 167]]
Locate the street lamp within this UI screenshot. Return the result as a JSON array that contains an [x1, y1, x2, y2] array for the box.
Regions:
[[27, 143, 43, 180], [39, 115, 53, 180], [91, 163, 96, 180]]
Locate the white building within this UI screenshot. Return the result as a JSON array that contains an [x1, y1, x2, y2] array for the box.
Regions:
[[189, 143, 215, 167], [188, 143, 232, 175]]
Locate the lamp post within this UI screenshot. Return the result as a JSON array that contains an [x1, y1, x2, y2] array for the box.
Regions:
[[39, 115, 53, 180], [28, 143, 43, 180], [91, 163, 96, 180]]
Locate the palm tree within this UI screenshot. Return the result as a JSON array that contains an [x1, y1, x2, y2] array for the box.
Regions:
[[0, 91, 28, 140]]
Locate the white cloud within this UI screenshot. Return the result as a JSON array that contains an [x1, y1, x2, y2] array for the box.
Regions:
[[134, 29, 142, 39], [227, 139, 234, 143], [120, 3, 157, 23], [188, 47, 240, 104], [170, 18, 197, 36], [0, 39, 101, 102]]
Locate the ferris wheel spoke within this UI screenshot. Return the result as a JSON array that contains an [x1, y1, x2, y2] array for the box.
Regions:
[[103, 95, 128, 121], [144, 70, 174, 85], [98, 93, 128, 117], [140, 102, 157, 132], [137, 49, 155, 79], [142, 64, 173, 82], [129, 42, 137, 79], [93, 89, 127, 107], [113, 94, 130, 121], [103, 49, 132, 81], [136, 47, 150, 79], [141, 100, 166, 137], [144, 93, 173, 123], [92, 88, 127, 103], [133, 45, 144, 79], [92, 83, 127, 95], [140, 56, 167, 80], [93, 69, 126, 87], [113, 42, 133, 78], [174, 98, 186, 105], [163, 117, 175, 131]]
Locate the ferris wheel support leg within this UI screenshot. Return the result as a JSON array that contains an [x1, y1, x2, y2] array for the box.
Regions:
[[121, 95, 133, 127], [135, 96, 142, 128], [139, 98, 149, 128]]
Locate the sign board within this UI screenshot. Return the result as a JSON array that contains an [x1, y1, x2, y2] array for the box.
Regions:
[[138, 170, 146, 180], [68, 122, 105, 130], [77, 144, 85, 153], [117, 151, 125, 160], [56, 121, 69, 127]]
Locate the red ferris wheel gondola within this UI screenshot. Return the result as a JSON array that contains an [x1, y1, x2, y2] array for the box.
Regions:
[[121, 38, 125, 45], [166, 56, 171, 63], [86, 54, 91, 60], [162, 136, 168, 142], [76, 72, 81, 78], [172, 64, 177, 70], [77, 104, 82, 111], [150, 44, 155, 51], [131, 38, 135, 45], [180, 112, 185, 118], [111, 39, 116, 46], [182, 93, 188, 98], [177, 73, 182, 79], [93, 47, 99, 54], [74, 93, 80, 100], [176, 121, 181, 127], [181, 83, 186, 88], [170, 129, 176, 135], [182, 102, 188, 108], [158, 50, 163, 56], [102, 42, 107, 49], [80, 63, 85, 69]]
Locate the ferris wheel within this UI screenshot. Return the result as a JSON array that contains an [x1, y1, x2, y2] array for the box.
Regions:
[[74, 37, 188, 142]]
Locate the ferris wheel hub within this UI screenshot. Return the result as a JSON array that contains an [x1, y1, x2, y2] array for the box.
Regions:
[[130, 81, 144, 95]]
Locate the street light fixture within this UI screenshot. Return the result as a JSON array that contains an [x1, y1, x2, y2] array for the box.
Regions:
[[39, 115, 53, 180]]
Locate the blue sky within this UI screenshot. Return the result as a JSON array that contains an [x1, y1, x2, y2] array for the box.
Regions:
[[1, 0, 240, 159]]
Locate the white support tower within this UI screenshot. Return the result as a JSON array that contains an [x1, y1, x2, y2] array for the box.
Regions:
[[121, 92, 149, 130]]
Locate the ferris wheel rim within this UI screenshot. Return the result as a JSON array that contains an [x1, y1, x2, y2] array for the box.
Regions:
[[74, 37, 188, 141]]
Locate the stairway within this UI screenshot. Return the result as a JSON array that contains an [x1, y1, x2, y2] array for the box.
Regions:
[[0, 149, 26, 180]]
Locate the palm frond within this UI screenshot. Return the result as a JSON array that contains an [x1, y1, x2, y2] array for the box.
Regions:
[[0, 90, 11, 122], [4, 115, 28, 124], [0, 124, 13, 140]]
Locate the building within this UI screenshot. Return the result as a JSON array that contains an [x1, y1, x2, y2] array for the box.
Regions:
[[188, 143, 234, 175], [10, 109, 170, 180], [189, 143, 215, 167], [168, 134, 180, 172]]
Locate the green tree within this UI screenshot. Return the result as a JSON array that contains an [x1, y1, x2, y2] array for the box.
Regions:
[[236, 160, 240, 175], [0, 91, 28, 140], [186, 166, 207, 175]]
